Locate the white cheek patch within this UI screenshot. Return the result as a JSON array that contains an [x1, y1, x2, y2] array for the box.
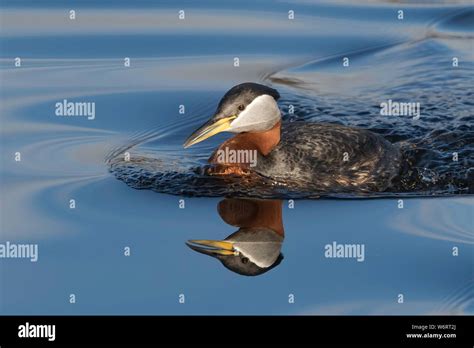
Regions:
[[232, 241, 282, 268], [228, 94, 280, 133]]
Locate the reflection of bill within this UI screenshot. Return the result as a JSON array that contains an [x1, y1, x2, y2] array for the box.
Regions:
[[186, 198, 284, 276]]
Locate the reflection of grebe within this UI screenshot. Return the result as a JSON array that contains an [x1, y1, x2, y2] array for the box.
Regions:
[[186, 199, 284, 276], [184, 83, 401, 192]]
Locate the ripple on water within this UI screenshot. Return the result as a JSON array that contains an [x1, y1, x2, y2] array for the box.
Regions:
[[1, 120, 116, 239], [435, 279, 474, 315], [431, 7, 474, 38], [393, 197, 473, 245]]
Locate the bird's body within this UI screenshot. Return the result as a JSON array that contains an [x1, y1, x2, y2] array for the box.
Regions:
[[184, 82, 402, 193], [254, 122, 401, 192]]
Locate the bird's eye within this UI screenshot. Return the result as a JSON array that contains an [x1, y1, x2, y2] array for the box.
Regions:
[[238, 104, 245, 111], [241, 257, 249, 264]]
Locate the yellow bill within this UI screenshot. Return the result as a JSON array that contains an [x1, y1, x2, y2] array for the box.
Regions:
[[186, 239, 236, 256], [183, 115, 236, 148]]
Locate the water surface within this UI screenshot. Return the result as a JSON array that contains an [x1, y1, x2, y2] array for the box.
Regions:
[[0, 0, 473, 315]]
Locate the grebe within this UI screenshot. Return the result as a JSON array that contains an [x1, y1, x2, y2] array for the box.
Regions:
[[184, 82, 401, 192]]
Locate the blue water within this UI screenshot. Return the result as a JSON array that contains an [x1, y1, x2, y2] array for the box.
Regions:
[[0, 0, 473, 314]]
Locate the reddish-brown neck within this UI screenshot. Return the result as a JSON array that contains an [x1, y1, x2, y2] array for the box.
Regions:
[[218, 199, 284, 236], [210, 120, 281, 161]]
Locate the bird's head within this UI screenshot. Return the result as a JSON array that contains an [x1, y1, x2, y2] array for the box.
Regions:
[[183, 82, 281, 148], [186, 227, 284, 276]]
